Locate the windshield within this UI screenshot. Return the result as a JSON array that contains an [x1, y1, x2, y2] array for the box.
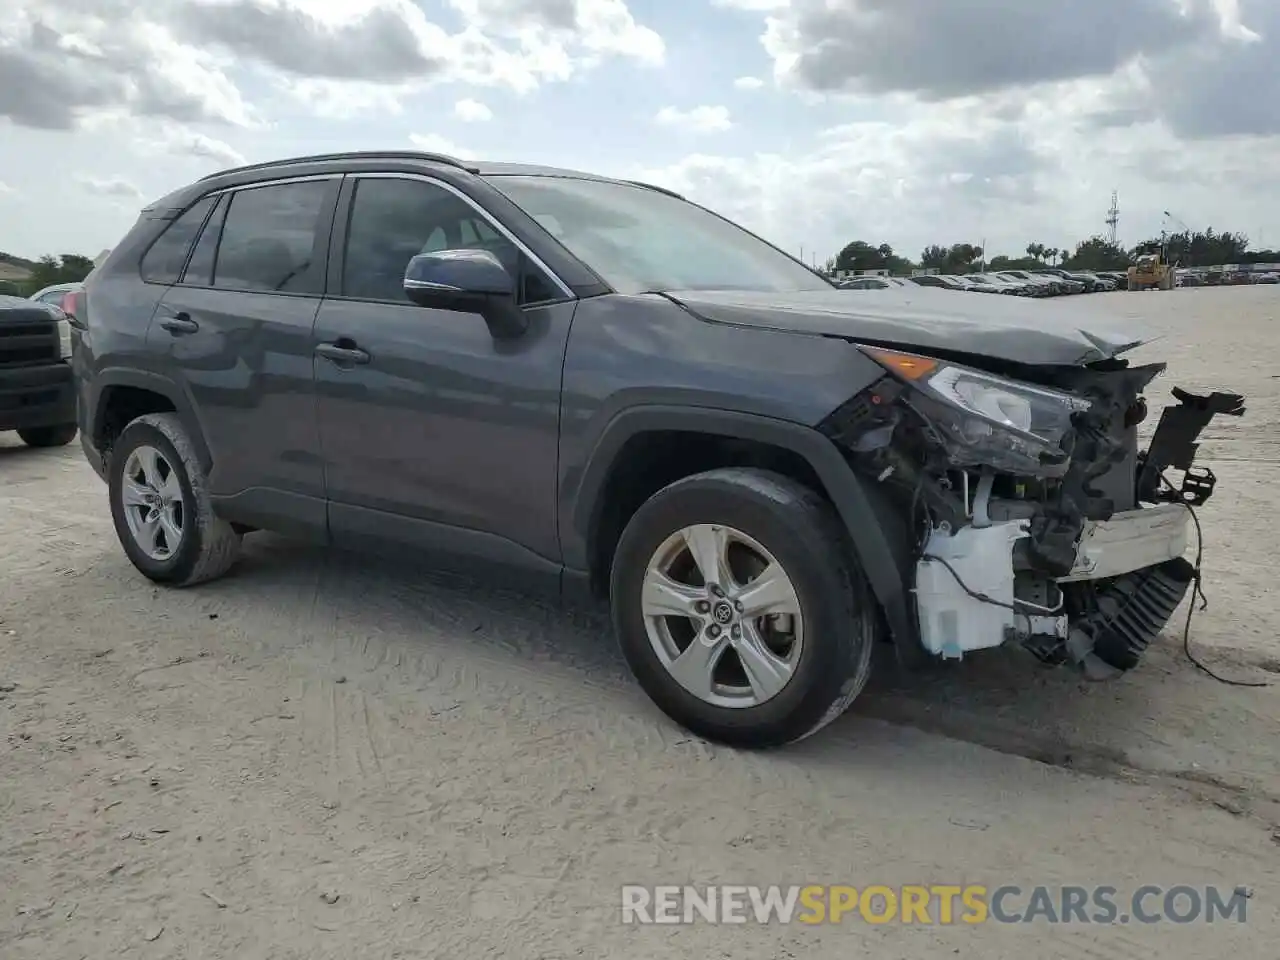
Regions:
[[488, 175, 832, 295]]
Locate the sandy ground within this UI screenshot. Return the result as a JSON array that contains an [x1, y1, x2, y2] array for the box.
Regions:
[[2, 286, 1279, 959]]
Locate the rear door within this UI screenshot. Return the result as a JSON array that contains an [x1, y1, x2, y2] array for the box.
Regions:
[[148, 175, 341, 537]]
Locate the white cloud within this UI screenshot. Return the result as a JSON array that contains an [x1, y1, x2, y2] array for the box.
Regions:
[[447, 0, 665, 65], [655, 104, 732, 133], [409, 133, 474, 160], [454, 97, 494, 122], [634, 80, 1280, 263], [0, 181, 13, 195], [712, 0, 788, 10], [0, 10, 257, 130], [280, 78, 413, 118], [115, 121, 248, 169], [4, 0, 1280, 268], [74, 174, 144, 199], [177, 132, 246, 168], [0, 0, 665, 133]]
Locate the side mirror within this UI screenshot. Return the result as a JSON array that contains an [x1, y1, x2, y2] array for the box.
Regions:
[[402, 249, 527, 339]]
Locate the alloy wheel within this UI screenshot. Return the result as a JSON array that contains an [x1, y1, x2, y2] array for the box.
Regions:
[[120, 444, 185, 561], [641, 523, 804, 708]]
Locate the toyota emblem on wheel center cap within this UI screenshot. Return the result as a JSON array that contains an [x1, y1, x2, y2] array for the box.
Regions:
[[713, 601, 734, 625]]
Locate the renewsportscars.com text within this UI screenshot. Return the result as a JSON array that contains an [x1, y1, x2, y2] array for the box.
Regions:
[[620, 884, 1251, 925]]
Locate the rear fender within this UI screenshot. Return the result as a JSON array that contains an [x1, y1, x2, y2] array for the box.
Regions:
[[88, 367, 211, 472]]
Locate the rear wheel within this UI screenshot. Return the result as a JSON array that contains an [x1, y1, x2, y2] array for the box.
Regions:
[[18, 424, 77, 448], [108, 413, 241, 586], [610, 468, 876, 748]]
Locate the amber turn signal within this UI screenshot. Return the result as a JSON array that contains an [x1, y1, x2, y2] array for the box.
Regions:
[[861, 347, 940, 381]]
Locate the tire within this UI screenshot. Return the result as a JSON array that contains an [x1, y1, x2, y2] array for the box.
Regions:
[[609, 468, 877, 748], [18, 423, 78, 448], [108, 412, 241, 586]]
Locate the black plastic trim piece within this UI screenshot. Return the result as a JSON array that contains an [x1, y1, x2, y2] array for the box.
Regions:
[[89, 368, 212, 472], [571, 405, 913, 646]]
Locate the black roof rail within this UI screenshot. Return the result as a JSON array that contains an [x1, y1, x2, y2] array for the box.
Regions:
[[198, 150, 472, 182], [624, 179, 684, 200]]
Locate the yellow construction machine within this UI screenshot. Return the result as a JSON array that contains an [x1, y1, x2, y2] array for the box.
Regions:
[[1128, 243, 1175, 291]]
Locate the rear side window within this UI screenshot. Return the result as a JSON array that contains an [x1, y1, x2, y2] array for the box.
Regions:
[[140, 195, 216, 284], [213, 180, 329, 293], [181, 195, 229, 287]]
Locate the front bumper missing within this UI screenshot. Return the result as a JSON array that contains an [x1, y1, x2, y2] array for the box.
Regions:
[[915, 505, 1192, 662], [912, 386, 1243, 673], [818, 357, 1244, 674]]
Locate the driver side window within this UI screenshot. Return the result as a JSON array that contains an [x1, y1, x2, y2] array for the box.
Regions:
[[340, 178, 561, 305]]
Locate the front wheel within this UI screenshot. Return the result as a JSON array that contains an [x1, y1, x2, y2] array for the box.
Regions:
[[610, 468, 877, 748], [18, 424, 78, 447]]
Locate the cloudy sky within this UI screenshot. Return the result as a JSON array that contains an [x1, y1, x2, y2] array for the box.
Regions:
[[2, 0, 1276, 264]]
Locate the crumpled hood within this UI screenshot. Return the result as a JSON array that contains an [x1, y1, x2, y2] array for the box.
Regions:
[[663, 286, 1153, 366]]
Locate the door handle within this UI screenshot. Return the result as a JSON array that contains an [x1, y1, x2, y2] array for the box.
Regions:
[[158, 312, 198, 335], [315, 341, 371, 365]]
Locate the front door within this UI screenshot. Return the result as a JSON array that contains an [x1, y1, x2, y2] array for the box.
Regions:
[[312, 173, 574, 580]]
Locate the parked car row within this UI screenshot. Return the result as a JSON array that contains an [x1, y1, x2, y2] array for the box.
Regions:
[[838, 268, 1129, 297], [1178, 269, 1280, 287]]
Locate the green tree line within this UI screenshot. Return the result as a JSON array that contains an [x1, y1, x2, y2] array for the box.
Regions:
[[825, 230, 1280, 276], [0, 253, 97, 297]]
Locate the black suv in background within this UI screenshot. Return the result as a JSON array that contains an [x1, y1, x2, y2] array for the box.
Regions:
[[76, 151, 1241, 748], [0, 295, 78, 448]]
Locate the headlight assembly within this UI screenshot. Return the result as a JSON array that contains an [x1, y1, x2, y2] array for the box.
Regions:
[[860, 346, 1092, 475], [56, 317, 72, 360]]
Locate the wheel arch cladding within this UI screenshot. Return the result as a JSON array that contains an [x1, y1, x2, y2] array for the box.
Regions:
[[92, 371, 210, 470], [571, 405, 914, 645]]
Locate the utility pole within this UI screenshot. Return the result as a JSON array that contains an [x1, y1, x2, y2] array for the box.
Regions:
[[1106, 190, 1120, 246]]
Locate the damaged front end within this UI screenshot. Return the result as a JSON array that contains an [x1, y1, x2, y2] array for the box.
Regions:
[[818, 345, 1245, 679]]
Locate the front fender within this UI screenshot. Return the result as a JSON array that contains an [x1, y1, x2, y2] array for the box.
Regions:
[[564, 404, 913, 646]]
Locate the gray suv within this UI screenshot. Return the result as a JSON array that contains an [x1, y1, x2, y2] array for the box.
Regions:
[[76, 151, 1243, 748]]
